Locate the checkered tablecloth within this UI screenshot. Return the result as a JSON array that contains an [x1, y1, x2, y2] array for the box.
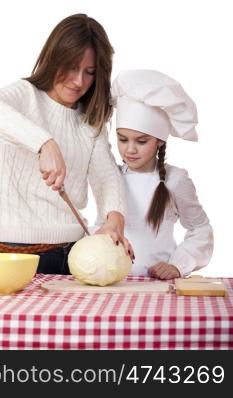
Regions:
[[0, 274, 232, 350]]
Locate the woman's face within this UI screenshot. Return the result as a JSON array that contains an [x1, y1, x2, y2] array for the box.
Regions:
[[48, 47, 96, 108], [117, 128, 161, 172]]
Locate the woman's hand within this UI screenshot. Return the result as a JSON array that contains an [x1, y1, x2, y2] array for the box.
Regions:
[[39, 139, 66, 191], [95, 211, 134, 260], [148, 262, 180, 280]]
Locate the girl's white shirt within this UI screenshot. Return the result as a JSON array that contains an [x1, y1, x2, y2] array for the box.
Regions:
[[120, 163, 214, 277]]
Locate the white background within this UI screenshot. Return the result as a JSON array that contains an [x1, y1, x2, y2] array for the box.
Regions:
[[0, 0, 232, 276]]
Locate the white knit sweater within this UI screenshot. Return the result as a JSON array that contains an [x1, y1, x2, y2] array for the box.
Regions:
[[0, 79, 125, 244]]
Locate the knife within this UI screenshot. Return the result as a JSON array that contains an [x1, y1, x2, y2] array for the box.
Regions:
[[59, 186, 90, 236]]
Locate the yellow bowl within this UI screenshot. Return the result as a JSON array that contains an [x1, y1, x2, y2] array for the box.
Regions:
[[0, 253, 39, 294]]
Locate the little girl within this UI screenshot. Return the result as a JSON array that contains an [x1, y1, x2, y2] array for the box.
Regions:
[[111, 69, 214, 279]]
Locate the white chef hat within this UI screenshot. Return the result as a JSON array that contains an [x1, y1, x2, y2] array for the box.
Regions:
[[111, 69, 198, 142]]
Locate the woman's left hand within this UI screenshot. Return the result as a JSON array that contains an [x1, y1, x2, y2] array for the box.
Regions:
[[95, 211, 134, 260]]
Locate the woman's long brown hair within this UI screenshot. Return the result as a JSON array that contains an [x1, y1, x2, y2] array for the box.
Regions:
[[24, 14, 114, 130], [146, 143, 171, 232]]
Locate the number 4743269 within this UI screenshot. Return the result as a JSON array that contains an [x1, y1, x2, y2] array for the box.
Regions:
[[125, 365, 224, 384]]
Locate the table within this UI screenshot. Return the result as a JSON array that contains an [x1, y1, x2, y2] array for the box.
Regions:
[[0, 275, 232, 350]]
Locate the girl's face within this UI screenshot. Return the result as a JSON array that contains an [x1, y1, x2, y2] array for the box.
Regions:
[[47, 47, 96, 108], [117, 128, 161, 172]]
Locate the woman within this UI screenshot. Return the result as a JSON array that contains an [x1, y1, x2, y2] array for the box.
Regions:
[[0, 14, 132, 274]]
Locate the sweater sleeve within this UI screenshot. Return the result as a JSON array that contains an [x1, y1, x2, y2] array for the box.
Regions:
[[0, 80, 52, 153], [87, 125, 125, 223], [169, 169, 214, 277]]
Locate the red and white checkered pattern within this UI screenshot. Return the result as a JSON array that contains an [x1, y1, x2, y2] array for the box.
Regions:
[[0, 274, 233, 350]]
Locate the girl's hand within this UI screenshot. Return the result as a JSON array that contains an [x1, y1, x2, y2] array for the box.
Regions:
[[95, 211, 134, 260], [39, 139, 66, 191], [148, 262, 180, 280]]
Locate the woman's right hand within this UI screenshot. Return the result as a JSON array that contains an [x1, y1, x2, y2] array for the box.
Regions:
[[39, 139, 66, 191]]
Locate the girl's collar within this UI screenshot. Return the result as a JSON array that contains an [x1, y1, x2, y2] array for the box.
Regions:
[[120, 163, 158, 175]]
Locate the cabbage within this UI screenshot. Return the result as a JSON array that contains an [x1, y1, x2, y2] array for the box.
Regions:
[[68, 234, 132, 286]]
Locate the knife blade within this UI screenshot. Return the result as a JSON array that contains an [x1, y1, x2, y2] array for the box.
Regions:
[[59, 187, 90, 236]]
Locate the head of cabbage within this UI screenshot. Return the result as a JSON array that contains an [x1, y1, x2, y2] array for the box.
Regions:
[[68, 234, 132, 286]]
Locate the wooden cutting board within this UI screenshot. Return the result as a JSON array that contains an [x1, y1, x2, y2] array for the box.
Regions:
[[41, 279, 170, 294], [175, 277, 227, 297]]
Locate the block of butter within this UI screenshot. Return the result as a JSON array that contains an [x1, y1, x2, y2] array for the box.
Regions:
[[175, 276, 227, 297]]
